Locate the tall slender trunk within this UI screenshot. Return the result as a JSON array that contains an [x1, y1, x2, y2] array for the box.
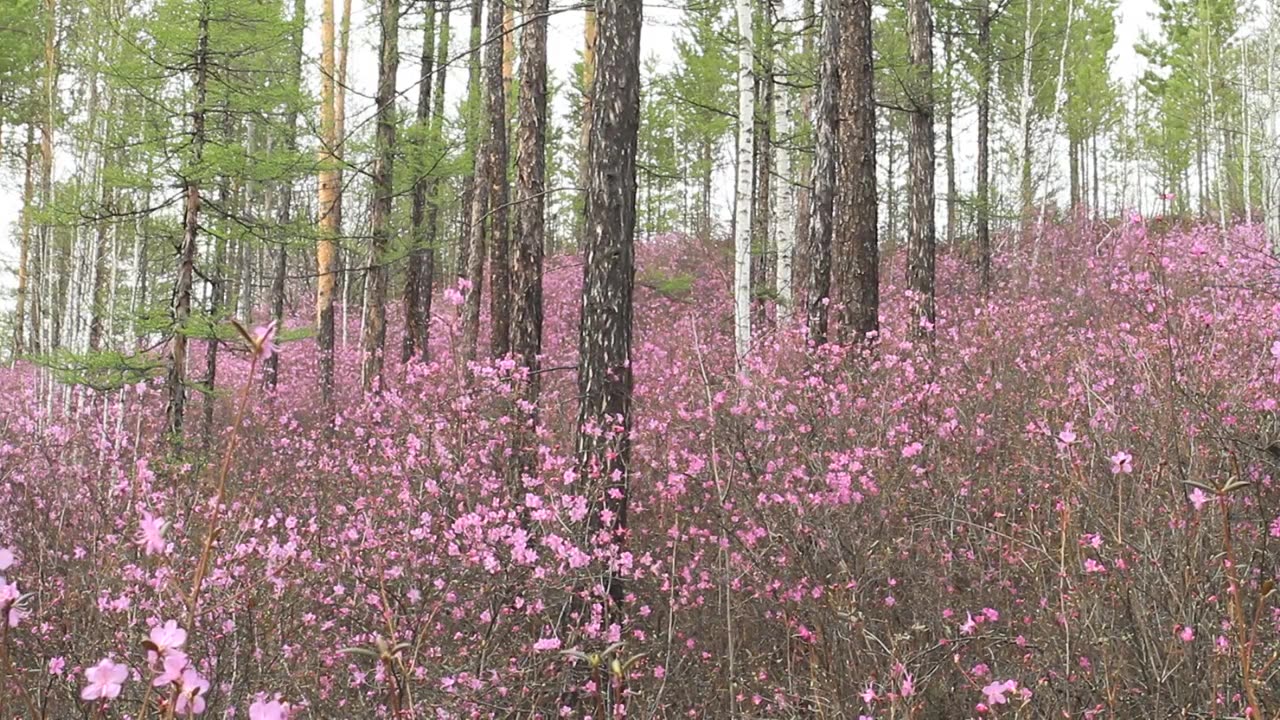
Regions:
[[14, 125, 35, 357], [165, 8, 209, 440], [267, 0, 305, 389], [486, 0, 512, 359], [1244, 40, 1253, 224], [578, 2, 598, 247], [943, 19, 956, 247], [752, 8, 773, 333], [363, 0, 400, 391], [512, 0, 549, 484], [576, 0, 642, 637], [1069, 136, 1080, 211], [35, 0, 57, 356], [461, 138, 490, 362], [1018, 0, 1036, 227], [836, 0, 878, 342], [421, 1, 452, 359], [976, 0, 992, 288], [202, 226, 227, 447], [806, 0, 838, 346], [733, 0, 755, 359], [317, 0, 340, 405], [405, 1, 438, 363], [459, 0, 485, 276], [776, 92, 796, 324], [906, 0, 935, 333]]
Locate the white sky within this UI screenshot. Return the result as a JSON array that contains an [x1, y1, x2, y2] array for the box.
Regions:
[[0, 0, 1160, 311]]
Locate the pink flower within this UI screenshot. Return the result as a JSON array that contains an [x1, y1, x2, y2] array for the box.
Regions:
[[960, 612, 976, 635], [1271, 340, 1280, 360], [899, 672, 915, 698], [1109, 451, 1133, 474], [81, 658, 128, 701], [149, 620, 187, 656], [532, 636, 561, 651], [1188, 487, 1211, 511], [981, 679, 1019, 705], [1160, 192, 1176, 201], [138, 511, 168, 556], [1083, 558, 1106, 574], [1177, 625, 1195, 642], [175, 668, 210, 715], [859, 685, 877, 703], [1055, 423, 1077, 450], [249, 698, 291, 720], [251, 321, 279, 360], [0, 580, 25, 627], [0, 547, 13, 571], [152, 651, 189, 688]]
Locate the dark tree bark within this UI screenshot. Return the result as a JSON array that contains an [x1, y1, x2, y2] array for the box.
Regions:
[[805, 0, 839, 346], [752, 9, 774, 333], [486, 0, 511, 358], [1069, 135, 1080, 211], [576, 0, 642, 616], [512, 0, 548, 486], [943, 21, 956, 248], [906, 0, 936, 334], [267, 0, 305, 388], [976, 0, 992, 289], [165, 9, 209, 441], [362, 0, 400, 391], [835, 0, 878, 343], [405, 1, 438, 363], [202, 228, 227, 447], [458, 0, 484, 277]]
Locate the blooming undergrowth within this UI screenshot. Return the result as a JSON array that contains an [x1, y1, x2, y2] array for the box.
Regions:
[[2, 220, 1280, 718]]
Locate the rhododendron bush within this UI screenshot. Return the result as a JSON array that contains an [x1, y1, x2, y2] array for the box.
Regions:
[[2, 221, 1280, 718]]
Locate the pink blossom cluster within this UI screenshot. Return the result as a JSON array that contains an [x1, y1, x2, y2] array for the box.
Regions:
[[0, 223, 1278, 717]]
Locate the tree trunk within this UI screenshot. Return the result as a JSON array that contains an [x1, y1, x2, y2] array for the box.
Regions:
[[1019, 0, 1035, 227], [906, 0, 935, 333], [976, 0, 992, 288], [752, 18, 773, 333], [836, 0, 878, 343], [1069, 136, 1080, 211], [733, 0, 755, 359], [363, 0, 400, 391], [512, 0, 548, 485], [775, 92, 796, 324], [579, 2, 598, 247], [577, 0, 642, 633], [461, 140, 490, 362], [13, 125, 34, 357], [459, 0, 485, 277], [317, 0, 340, 405], [267, 0, 305, 389], [202, 228, 227, 447], [943, 19, 956, 247], [405, 1, 437, 363], [486, 0, 512, 359], [165, 8, 209, 440], [806, 0, 838, 347]]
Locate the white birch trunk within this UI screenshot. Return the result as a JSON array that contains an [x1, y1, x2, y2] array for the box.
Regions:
[[734, 0, 755, 359], [776, 92, 796, 324], [1244, 40, 1254, 226]]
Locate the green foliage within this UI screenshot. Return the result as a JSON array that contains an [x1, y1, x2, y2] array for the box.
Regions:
[[33, 348, 164, 392]]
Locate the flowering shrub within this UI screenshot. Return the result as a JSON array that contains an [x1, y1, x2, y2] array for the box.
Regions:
[[1, 222, 1279, 717]]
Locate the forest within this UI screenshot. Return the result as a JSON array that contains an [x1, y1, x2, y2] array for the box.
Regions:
[[1, 0, 1279, 717]]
